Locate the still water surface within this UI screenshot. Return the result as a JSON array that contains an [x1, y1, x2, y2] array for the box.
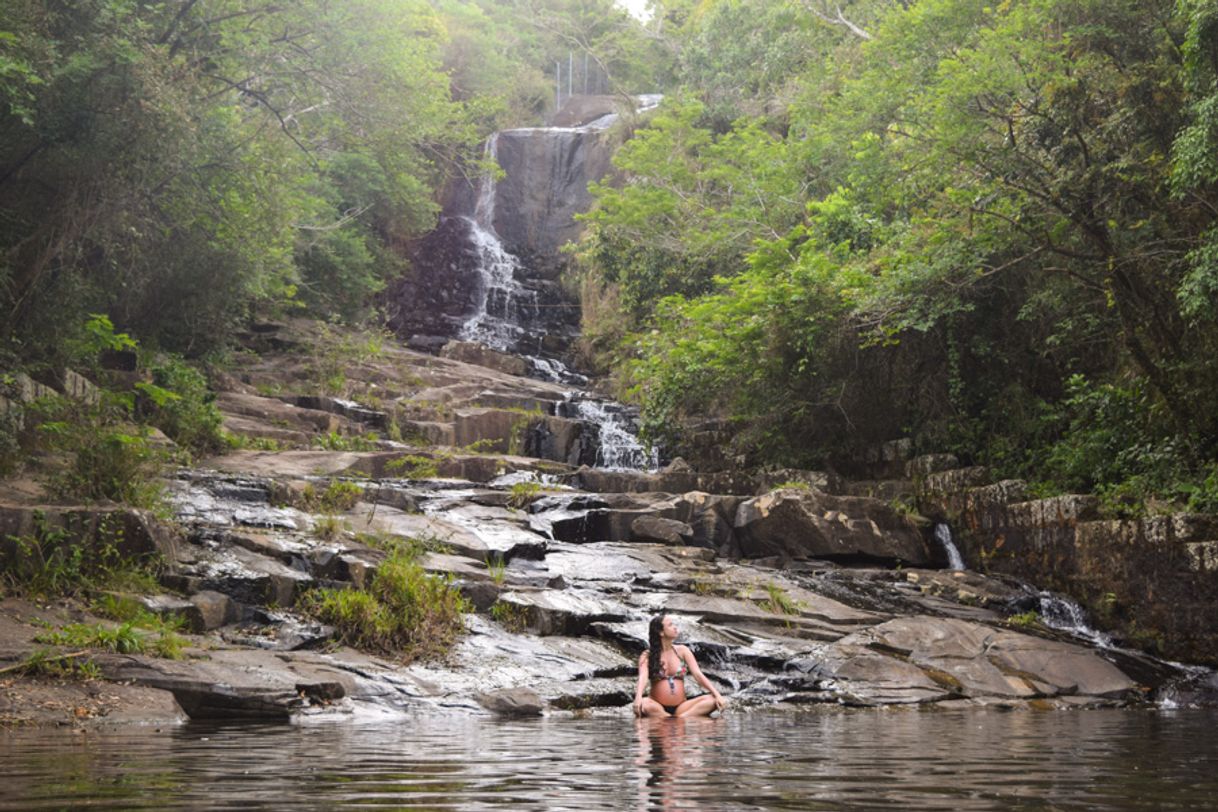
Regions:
[[3, 709, 1216, 810]]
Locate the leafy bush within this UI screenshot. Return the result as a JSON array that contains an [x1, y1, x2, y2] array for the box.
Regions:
[[34, 394, 164, 508], [302, 546, 468, 661], [139, 356, 224, 456], [2, 516, 162, 599]]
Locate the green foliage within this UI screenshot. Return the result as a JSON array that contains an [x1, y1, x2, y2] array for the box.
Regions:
[[6, 650, 102, 681], [578, 97, 805, 320], [580, 0, 1218, 504], [34, 616, 185, 660], [506, 481, 541, 510], [139, 356, 224, 456], [302, 547, 468, 660], [222, 433, 286, 452], [385, 454, 440, 480], [312, 515, 345, 542], [1006, 611, 1041, 629], [0, 0, 481, 363], [312, 432, 380, 452], [2, 517, 161, 599], [486, 555, 507, 586], [489, 599, 529, 631], [34, 394, 164, 508], [304, 479, 365, 514], [761, 582, 802, 616]]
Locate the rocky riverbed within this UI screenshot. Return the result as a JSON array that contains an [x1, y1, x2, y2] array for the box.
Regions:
[[1, 320, 1213, 726]]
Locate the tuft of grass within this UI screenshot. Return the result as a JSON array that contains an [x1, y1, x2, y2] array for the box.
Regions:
[[304, 479, 363, 513], [1006, 610, 1041, 628], [2, 649, 102, 680], [773, 481, 812, 491], [313, 431, 380, 451], [490, 600, 529, 632], [2, 517, 162, 600], [506, 481, 541, 510], [312, 515, 345, 541], [301, 548, 469, 662], [223, 433, 286, 451], [761, 582, 802, 616], [486, 555, 507, 586], [385, 454, 439, 479]]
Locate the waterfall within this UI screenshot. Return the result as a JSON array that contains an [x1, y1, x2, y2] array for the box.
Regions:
[[1036, 592, 1114, 648], [572, 399, 658, 471], [458, 134, 541, 351], [933, 522, 966, 570]]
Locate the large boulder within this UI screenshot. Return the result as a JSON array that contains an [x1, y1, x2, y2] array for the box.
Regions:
[[820, 616, 1139, 703], [733, 488, 930, 565]]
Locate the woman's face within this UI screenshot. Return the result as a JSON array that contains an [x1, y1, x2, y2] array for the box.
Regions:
[[661, 616, 679, 641]]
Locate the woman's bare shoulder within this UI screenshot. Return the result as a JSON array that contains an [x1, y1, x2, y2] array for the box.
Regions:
[[675, 644, 694, 658], [638, 650, 649, 664]]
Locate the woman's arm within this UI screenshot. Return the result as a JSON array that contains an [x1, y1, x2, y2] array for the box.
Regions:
[[633, 651, 650, 716], [680, 646, 727, 710]]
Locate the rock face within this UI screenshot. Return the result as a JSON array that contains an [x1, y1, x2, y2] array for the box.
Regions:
[[6, 324, 1206, 726], [919, 463, 1218, 665], [489, 124, 616, 265], [734, 488, 930, 565]]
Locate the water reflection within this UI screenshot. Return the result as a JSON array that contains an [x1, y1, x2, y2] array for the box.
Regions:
[[634, 716, 723, 811], [2, 709, 1218, 810]]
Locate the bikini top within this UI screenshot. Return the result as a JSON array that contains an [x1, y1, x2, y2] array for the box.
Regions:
[[654, 651, 689, 694]]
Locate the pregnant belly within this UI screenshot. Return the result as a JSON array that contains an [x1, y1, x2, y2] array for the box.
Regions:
[[650, 680, 686, 706]]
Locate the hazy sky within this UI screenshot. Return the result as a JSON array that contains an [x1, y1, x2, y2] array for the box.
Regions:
[[616, 0, 650, 21]]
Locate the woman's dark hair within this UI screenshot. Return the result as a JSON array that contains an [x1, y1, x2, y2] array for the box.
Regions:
[[647, 614, 666, 682]]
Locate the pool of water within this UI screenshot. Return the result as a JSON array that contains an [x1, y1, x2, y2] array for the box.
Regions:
[[3, 708, 1217, 810]]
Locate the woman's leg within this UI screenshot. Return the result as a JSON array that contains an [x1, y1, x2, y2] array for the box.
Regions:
[[674, 695, 718, 717], [638, 697, 671, 717]]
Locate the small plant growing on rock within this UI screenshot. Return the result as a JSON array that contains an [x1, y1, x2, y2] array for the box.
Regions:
[[313, 431, 380, 451], [761, 582, 802, 616], [773, 481, 812, 492], [486, 555, 507, 586], [313, 515, 345, 541], [2, 649, 101, 680], [312, 479, 363, 513], [1006, 610, 1041, 628], [302, 547, 469, 661], [490, 600, 529, 632], [507, 481, 541, 510], [385, 454, 439, 480], [222, 433, 285, 451]]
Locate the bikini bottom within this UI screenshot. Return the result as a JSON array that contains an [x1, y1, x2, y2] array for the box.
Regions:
[[661, 703, 680, 715]]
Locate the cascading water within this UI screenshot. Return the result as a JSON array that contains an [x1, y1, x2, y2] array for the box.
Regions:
[[1036, 592, 1114, 648], [933, 522, 966, 570], [571, 398, 658, 471], [452, 96, 664, 469], [458, 134, 540, 351]]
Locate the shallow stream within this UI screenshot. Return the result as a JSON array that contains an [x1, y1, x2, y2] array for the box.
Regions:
[[4, 708, 1217, 810]]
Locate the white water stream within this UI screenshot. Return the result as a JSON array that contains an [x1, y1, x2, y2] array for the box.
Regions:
[[933, 522, 966, 570]]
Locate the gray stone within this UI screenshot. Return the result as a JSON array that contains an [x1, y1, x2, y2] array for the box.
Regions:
[[190, 590, 241, 630], [733, 488, 930, 565], [441, 342, 530, 376], [630, 515, 694, 545], [478, 687, 544, 716]]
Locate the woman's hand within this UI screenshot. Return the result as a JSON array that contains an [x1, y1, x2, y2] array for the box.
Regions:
[[712, 694, 727, 712], [633, 696, 643, 717]]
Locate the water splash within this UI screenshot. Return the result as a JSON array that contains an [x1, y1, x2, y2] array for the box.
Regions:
[[1036, 592, 1114, 648], [573, 399, 658, 471], [933, 522, 966, 570]]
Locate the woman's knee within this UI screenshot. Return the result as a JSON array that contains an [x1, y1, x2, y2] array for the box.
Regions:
[[674, 696, 716, 717]]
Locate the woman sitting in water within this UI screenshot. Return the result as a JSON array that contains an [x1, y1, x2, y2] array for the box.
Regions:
[[633, 613, 727, 717]]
